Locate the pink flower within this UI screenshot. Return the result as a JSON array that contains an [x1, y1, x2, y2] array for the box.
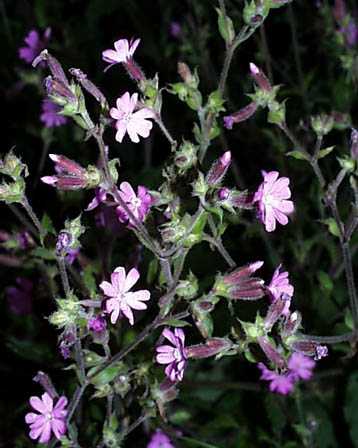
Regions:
[[102, 38, 140, 70], [41, 154, 87, 191], [116, 181, 152, 225], [267, 265, 294, 315], [258, 363, 295, 395], [110, 92, 154, 143], [99, 266, 150, 325], [253, 171, 294, 232], [25, 393, 67, 443], [40, 100, 68, 128], [156, 328, 187, 382], [19, 28, 51, 64], [147, 429, 175, 448], [88, 315, 107, 333], [288, 353, 315, 381]]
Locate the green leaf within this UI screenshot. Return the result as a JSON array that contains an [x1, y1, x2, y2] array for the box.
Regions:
[[215, 7, 235, 45], [286, 150, 309, 161], [89, 363, 123, 387], [31, 247, 56, 260], [320, 218, 340, 238], [83, 265, 98, 297], [161, 319, 192, 328], [318, 146, 335, 159]]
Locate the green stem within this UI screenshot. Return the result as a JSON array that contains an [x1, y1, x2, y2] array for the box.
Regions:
[[21, 196, 44, 237]]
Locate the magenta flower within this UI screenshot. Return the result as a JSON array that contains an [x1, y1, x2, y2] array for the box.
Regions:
[[88, 315, 107, 333], [156, 328, 187, 382], [100, 266, 150, 325], [288, 353, 315, 381], [267, 264, 294, 315], [40, 100, 68, 128], [110, 92, 155, 143], [102, 38, 140, 70], [253, 171, 294, 232], [116, 181, 152, 225], [147, 429, 175, 448], [258, 363, 295, 395], [19, 28, 51, 64], [25, 392, 67, 443], [6, 277, 33, 315]]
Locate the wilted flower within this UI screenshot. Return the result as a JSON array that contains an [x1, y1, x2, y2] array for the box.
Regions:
[[156, 328, 187, 382], [267, 265, 294, 315], [40, 100, 68, 128], [253, 171, 294, 232], [147, 429, 175, 448], [102, 38, 140, 70], [25, 393, 67, 443], [116, 181, 152, 225], [110, 92, 155, 143], [6, 277, 33, 315], [258, 363, 295, 395], [19, 28, 51, 64], [290, 339, 329, 361], [100, 266, 150, 325]]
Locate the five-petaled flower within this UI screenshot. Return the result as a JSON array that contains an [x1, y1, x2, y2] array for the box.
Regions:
[[110, 92, 155, 143], [100, 266, 150, 325], [102, 38, 140, 70], [253, 171, 294, 232], [116, 181, 152, 225], [25, 392, 68, 443], [156, 328, 187, 382], [258, 363, 295, 395], [19, 28, 51, 64]]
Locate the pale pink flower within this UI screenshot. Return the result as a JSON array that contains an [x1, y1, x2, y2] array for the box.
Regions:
[[110, 92, 154, 143], [102, 38, 140, 70], [253, 171, 294, 232], [116, 181, 152, 225], [25, 393, 67, 443], [156, 328, 187, 382], [99, 266, 150, 325], [147, 429, 175, 448], [267, 264, 294, 315]]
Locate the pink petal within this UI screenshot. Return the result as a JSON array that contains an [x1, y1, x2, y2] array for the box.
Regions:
[[29, 396, 47, 414], [278, 200, 294, 214], [28, 415, 46, 429], [109, 107, 122, 120], [129, 38, 140, 56], [156, 353, 175, 364], [41, 393, 53, 412], [125, 292, 149, 310], [25, 413, 38, 424], [174, 328, 185, 345], [115, 120, 128, 143], [126, 122, 140, 143], [273, 208, 289, 225], [112, 267, 126, 292], [114, 39, 129, 59], [29, 425, 44, 440], [39, 421, 52, 444], [121, 303, 134, 325], [120, 182, 136, 201], [263, 171, 279, 185], [54, 396, 68, 412], [124, 268, 140, 291], [132, 108, 155, 120], [102, 49, 122, 63], [162, 328, 176, 345], [156, 345, 175, 353], [117, 92, 131, 113], [99, 281, 117, 298], [51, 418, 66, 439], [264, 208, 276, 232]]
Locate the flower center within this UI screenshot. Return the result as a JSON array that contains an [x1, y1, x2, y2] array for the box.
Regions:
[[131, 197, 142, 209], [173, 348, 181, 361]]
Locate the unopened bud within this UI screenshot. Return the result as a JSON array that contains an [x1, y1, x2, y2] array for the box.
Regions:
[[282, 311, 302, 337], [185, 338, 233, 359], [224, 102, 258, 129], [250, 63, 272, 91], [69, 68, 108, 108], [257, 336, 286, 368], [350, 128, 358, 160], [311, 114, 334, 137], [206, 151, 231, 186], [264, 294, 288, 331]]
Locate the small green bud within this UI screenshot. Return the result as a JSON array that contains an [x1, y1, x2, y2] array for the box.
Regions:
[[267, 100, 286, 125], [207, 90, 225, 114], [191, 172, 208, 199], [176, 271, 199, 299], [0, 178, 26, 204], [0, 150, 28, 180], [311, 114, 334, 137], [216, 7, 235, 45], [174, 141, 198, 174]]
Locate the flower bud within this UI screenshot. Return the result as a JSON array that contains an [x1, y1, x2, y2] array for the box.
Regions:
[[192, 172, 209, 199], [44, 76, 77, 106], [185, 338, 233, 359], [176, 271, 199, 300], [282, 311, 302, 337], [257, 336, 286, 368], [214, 261, 265, 300], [264, 294, 289, 331], [0, 150, 29, 180], [250, 63, 272, 92], [206, 151, 231, 186], [177, 62, 195, 85], [174, 141, 198, 174], [224, 102, 258, 129], [0, 178, 26, 204], [33, 49, 68, 86], [218, 189, 254, 211], [191, 295, 219, 339], [290, 339, 328, 361], [311, 114, 334, 137], [49, 295, 84, 329]]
